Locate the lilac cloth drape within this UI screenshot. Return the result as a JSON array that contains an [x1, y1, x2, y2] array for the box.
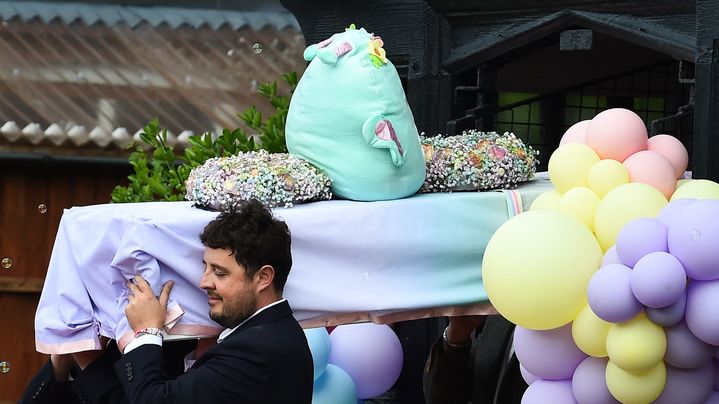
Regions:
[[35, 178, 552, 354]]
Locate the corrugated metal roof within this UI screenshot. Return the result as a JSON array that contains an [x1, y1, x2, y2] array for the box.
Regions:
[[0, 10, 307, 152], [0, 1, 300, 31]]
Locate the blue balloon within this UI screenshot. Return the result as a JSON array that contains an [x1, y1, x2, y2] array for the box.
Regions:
[[312, 364, 358, 404], [304, 327, 331, 381]]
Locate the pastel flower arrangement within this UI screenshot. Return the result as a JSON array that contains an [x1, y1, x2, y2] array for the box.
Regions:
[[420, 130, 539, 193], [185, 150, 332, 209]]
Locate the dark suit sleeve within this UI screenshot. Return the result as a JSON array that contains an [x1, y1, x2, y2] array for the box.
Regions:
[[70, 348, 128, 404], [114, 339, 271, 404], [422, 338, 474, 404], [18, 359, 78, 404], [423, 316, 526, 404]]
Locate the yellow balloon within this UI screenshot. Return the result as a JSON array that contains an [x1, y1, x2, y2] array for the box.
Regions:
[[483, 210, 602, 330], [530, 190, 562, 211], [670, 179, 719, 201], [572, 304, 611, 357], [605, 360, 666, 404], [606, 312, 666, 372], [559, 187, 600, 232], [548, 143, 601, 193], [594, 183, 667, 251], [587, 159, 629, 197], [676, 179, 691, 189]]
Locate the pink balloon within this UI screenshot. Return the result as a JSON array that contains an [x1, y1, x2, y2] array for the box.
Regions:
[[585, 108, 648, 161], [560, 120, 591, 145], [648, 135, 689, 179], [623, 150, 677, 199]]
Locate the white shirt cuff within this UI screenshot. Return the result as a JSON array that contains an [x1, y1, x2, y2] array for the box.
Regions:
[[123, 333, 163, 354]]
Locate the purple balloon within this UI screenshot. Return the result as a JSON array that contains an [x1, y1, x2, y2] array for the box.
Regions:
[[715, 359, 719, 390], [665, 321, 715, 369], [705, 391, 719, 404], [657, 198, 697, 227], [571, 357, 619, 404], [652, 363, 714, 404], [601, 246, 622, 267], [520, 363, 540, 385], [686, 279, 719, 345], [646, 291, 686, 327], [668, 199, 719, 280], [616, 217, 668, 268], [514, 324, 587, 380], [521, 379, 577, 404], [328, 323, 403, 399], [630, 252, 687, 308], [588, 264, 643, 323]]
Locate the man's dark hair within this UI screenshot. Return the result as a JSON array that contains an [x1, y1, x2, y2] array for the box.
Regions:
[[200, 199, 292, 292]]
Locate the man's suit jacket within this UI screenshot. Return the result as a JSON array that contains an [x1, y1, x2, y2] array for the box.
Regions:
[[19, 343, 127, 404], [114, 299, 313, 404], [20, 300, 313, 404], [423, 315, 527, 404]]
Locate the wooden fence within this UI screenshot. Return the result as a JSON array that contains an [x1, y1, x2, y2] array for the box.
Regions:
[[0, 157, 129, 402]]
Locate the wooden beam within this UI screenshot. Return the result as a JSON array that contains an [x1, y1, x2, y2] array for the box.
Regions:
[[692, 0, 719, 181], [0, 276, 44, 293], [427, 0, 694, 16], [443, 10, 695, 74]]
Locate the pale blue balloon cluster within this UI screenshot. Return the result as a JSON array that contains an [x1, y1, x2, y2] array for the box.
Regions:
[[303, 323, 404, 403]]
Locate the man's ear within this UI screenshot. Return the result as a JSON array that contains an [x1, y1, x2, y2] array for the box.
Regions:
[[255, 265, 275, 292]]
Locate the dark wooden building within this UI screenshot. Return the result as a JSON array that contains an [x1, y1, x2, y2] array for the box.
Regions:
[[280, 1, 717, 402]]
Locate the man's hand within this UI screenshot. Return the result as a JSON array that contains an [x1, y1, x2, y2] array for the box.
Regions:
[[126, 275, 174, 332]]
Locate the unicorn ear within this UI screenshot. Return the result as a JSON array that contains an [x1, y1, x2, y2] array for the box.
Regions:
[[303, 44, 319, 61], [317, 41, 354, 66], [304, 36, 336, 62], [317, 48, 339, 65], [362, 114, 406, 167]]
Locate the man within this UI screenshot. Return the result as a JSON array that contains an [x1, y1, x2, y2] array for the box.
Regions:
[[21, 199, 314, 404], [423, 315, 527, 404], [19, 339, 127, 404]]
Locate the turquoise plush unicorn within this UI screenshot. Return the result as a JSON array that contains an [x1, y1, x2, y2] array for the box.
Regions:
[[285, 25, 426, 201]]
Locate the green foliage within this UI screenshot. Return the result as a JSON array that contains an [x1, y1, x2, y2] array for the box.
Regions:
[[111, 71, 299, 203]]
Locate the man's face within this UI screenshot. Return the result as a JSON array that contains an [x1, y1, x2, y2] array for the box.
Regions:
[[200, 247, 258, 329]]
